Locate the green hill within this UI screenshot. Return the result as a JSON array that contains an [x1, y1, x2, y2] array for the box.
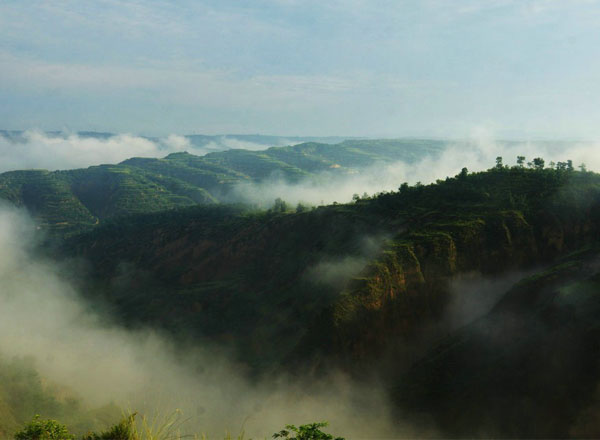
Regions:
[[0, 139, 446, 236], [4, 162, 600, 437]]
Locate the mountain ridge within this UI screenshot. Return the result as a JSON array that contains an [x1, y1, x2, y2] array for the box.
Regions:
[[0, 139, 446, 236]]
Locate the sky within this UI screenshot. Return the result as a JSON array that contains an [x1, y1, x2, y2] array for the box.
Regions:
[[1, 0, 600, 138]]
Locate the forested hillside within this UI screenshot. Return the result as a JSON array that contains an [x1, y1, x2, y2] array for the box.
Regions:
[[57, 166, 600, 374], [0, 159, 599, 437]]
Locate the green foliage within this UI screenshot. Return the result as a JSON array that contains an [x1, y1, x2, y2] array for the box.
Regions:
[[296, 202, 308, 213], [532, 157, 545, 170], [15, 412, 334, 440], [82, 413, 135, 440], [272, 422, 344, 440], [14, 415, 74, 440], [271, 197, 288, 213]]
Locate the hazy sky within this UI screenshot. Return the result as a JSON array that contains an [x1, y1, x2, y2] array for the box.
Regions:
[[1, 0, 600, 137]]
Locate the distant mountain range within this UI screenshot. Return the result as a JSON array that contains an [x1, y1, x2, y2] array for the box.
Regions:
[[0, 129, 353, 149]]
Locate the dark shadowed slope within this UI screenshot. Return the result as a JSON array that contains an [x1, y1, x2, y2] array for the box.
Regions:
[[393, 246, 600, 438], [57, 168, 600, 374]]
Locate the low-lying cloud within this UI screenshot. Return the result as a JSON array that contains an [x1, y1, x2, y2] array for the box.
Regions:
[[306, 234, 390, 288], [0, 204, 405, 438], [202, 135, 299, 152], [0, 130, 168, 172], [228, 136, 600, 207], [443, 270, 536, 332], [0, 131, 292, 173]]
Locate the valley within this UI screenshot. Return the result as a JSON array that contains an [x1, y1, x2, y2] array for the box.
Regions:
[[1, 142, 599, 437]]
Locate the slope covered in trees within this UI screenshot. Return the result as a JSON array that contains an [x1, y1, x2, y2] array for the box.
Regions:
[[2, 160, 600, 437], [56, 166, 600, 372]]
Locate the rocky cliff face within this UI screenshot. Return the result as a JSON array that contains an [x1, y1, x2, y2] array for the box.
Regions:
[[296, 198, 599, 369]]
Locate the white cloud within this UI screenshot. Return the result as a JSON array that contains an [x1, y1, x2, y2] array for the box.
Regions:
[[0, 130, 164, 172], [228, 134, 600, 207], [0, 130, 305, 173], [162, 133, 192, 151]]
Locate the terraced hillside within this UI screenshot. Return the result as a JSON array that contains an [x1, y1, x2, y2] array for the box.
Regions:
[[0, 139, 446, 236]]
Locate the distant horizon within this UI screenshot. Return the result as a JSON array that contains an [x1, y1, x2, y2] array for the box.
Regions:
[[1, 128, 598, 143]]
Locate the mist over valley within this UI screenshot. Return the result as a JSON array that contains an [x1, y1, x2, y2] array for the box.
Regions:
[[3, 1, 600, 438], [1, 134, 600, 437]]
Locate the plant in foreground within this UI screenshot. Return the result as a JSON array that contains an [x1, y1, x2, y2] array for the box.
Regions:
[[15, 414, 343, 440], [14, 415, 74, 440], [82, 412, 136, 440], [272, 422, 344, 440]]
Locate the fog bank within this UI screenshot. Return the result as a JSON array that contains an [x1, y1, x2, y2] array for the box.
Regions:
[[229, 137, 600, 207], [0, 131, 297, 173], [0, 204, 405, 438]]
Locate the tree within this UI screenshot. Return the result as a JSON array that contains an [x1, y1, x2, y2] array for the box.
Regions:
[[458, 167, 468, 179], [495, 156, 503, 169], [273, 197, 287, 213], [567, 160, 574, 171], [516, 156, 526, 168], [532, 157, 545, 170], [14, 416, 74, 440], [579, 163, 587, 172], [82, 414, 136, 440], [273, 422, 344, 440]]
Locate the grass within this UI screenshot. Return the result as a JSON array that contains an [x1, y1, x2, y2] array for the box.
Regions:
[[14, 411, 344, 440], [18, 411, 248, 440]]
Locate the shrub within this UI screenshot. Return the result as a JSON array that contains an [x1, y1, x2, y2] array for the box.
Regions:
[[14, 415, 74, 440], [82, 413, 135, 440], [272, 422, 344, 440]]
